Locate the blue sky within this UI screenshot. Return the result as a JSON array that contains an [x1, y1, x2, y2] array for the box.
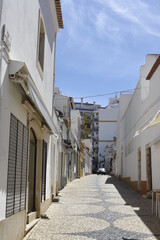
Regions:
[[55, 0, 160, 107]]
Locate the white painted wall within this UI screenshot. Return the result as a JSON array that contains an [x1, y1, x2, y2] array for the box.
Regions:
[[0, 70, 27, 220], [116, 94, 133, 176], [1, 0, 57, 115], [116, 54, 160, 190], [71, 110, 81, 144], [98, 102, 119, 165], [151, 142, 160, 189], [54, 94, 70, 117], [0, 0, 59, 230]]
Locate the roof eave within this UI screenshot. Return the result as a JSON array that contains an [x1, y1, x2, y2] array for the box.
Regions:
[[54, 0, 64, 29], [146, 54, 160, 80]]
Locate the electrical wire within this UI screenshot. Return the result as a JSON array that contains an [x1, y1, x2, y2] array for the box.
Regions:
[[73, 88, 135, 99]]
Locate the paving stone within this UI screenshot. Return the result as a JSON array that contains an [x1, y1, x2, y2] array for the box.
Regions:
[[24, 175, 160, 240]]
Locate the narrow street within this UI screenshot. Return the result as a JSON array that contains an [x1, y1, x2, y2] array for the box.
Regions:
[[24, 175, 160, 240]]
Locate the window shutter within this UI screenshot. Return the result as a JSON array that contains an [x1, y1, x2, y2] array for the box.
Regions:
[[6, 115, 17, 217], [6, 114, 28, 217], [20, 127, 28, 210], [41, 140, 47, 201]]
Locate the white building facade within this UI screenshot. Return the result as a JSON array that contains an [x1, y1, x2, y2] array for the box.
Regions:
[[116, 54, 160, 196], [0, 1, 63, 239], [98, 98, 119, 169]]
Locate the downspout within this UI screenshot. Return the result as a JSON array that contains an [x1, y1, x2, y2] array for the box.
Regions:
[[0, 0, 3, 27], [52, 32, 57, 117], [0, 0, 4, 125], [51, 31, 58, 197], [0, 0, 3, 86]]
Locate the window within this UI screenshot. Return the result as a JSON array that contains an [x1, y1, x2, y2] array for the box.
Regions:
[[41, 140, 47, 201], [6, 114, 28, 217], [37, 12, 45, 74]]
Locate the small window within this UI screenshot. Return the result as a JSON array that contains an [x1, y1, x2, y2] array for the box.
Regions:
[[37, 12, 45, 74]]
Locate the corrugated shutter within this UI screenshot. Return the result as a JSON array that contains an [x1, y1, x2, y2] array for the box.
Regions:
[[20, 127, 28, 210], [41, 140, 47, 201], [6, 114, 28, 218], [14, 121, 23, 213]]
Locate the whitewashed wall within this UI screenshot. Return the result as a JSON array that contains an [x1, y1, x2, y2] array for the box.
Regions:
[[117, 54, 160, 190], [98, 104, 118, 165], [0, 0, 58, 221], [1, 0, 56, 115]]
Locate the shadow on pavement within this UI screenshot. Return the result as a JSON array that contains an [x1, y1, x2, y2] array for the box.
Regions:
[[105, 176, 160, 239]]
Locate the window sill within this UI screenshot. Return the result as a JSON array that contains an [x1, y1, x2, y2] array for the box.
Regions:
[[36, 60, 44, 80]]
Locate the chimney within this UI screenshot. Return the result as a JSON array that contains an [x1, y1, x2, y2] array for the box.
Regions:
[[81, 98, 83, 108]]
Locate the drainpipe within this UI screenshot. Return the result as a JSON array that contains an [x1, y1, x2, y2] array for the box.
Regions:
[[0, 0, 3, 87], [0, 9, 4, 125], [81, 98, 83, 108], [52, 32, 57, 117], [51, 31, 58, 197], [0, 0, 3, 27]]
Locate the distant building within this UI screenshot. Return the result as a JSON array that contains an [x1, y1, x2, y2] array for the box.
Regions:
[[54, 88, 81, 184], [91, 111, 99, 172], [98, 98, 119, 169], [74, 98, 100, 139]]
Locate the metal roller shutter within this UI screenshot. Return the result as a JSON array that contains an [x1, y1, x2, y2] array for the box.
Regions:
[[6, 114, 28, 218], [41, 140, 47, 201]]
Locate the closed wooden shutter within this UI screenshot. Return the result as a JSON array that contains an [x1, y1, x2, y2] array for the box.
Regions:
[[6, 114, 28, 217], [41, 140, 47, 201]]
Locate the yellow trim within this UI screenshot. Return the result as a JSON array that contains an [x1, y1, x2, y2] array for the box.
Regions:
[[99, 120, 117, 123], [99, 140, 113, 142]]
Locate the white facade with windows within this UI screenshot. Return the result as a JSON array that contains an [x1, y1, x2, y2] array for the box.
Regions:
[[98, 99, 119, 168], [0, 1, 63, 239], [54, 89, 82, 183], [116, 54, 160, 196]]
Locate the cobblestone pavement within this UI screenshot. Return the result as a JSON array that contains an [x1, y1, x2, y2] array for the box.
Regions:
[[24, 175, 160, 240]]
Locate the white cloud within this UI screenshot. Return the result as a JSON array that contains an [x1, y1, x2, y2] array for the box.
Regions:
[[94, 0, 160, 38], [95, 11, 119, 35]]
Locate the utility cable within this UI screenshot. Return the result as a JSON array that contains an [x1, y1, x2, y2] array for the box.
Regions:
[[73, 88, 136, 99]]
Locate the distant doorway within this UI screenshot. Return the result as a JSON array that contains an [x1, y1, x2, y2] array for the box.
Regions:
[[61, 152, 63, 189], [28, 128, 37, 213], [137, 148, 141, 191], [121, 148, 123, 178], [146, 146, 152, 192]]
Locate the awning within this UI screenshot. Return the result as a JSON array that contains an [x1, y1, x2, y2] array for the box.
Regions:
[[147, 110, 160, 128], [134, 110, 160, 137], [8, 60, 58, 135]]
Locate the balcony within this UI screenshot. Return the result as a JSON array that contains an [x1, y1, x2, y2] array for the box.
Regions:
[[92, 127, 99, 131]]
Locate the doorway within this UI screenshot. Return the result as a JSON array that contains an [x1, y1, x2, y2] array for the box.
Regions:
[[61, 152, 63, 189], [28, 128, 37, 213], [146, 146, 152, 192], [137, 148, 141, 191], [121, 147, 123, 178]]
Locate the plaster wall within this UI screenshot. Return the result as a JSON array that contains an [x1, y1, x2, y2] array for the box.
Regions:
[[0, 66, 27, 220], [117, 55, 160, 188], [54, 95, 70, 117], [1, 0, 56, 115], [116, 94, 132, 176], [0, 210, 26, 240], [98, 106, 118, 163], [0, 1, 59, 239], [151, 142, 160, 189]]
